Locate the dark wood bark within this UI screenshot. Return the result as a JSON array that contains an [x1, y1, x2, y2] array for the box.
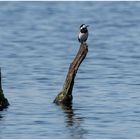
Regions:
[[0, 68, 9, 111], [54, 43, 88, 106]]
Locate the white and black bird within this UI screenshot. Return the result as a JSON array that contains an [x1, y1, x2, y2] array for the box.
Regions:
[[78, 24, 89, 44]]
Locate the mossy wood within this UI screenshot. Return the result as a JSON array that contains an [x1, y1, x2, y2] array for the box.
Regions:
[[54, 43, 88, 106], [0, 68, 9, 111]]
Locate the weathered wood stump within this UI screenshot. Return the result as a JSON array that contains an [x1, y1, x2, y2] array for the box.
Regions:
[[54, 43, 88, 106], [0, 68, 9, 111]]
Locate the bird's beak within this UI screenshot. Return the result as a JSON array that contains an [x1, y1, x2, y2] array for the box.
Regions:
[[86, 25, 89, 27]]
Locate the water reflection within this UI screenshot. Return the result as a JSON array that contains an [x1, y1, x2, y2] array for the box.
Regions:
[[0, 114, 3, 121], [61, 104, 88, 139]]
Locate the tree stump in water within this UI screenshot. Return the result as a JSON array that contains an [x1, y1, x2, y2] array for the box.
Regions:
[[0, 68, 9, 111], [54, 43, 88, 106]]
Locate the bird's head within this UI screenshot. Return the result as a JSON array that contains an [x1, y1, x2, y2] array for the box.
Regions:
[[80, 24, 89, 30]]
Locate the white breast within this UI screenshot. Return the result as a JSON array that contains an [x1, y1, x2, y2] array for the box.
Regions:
[[78, 32, 88, 42]]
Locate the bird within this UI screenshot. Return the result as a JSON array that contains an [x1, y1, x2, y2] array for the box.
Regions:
[[78, 24, 89, 44]]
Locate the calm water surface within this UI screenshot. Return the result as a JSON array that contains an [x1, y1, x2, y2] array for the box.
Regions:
[[0, 1, 140, 138]]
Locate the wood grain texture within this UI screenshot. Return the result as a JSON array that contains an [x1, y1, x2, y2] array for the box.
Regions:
[[54, 43, 88, 106]]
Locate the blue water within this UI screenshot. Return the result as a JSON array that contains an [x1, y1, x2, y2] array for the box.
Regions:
[[0, 1, 140, 138]]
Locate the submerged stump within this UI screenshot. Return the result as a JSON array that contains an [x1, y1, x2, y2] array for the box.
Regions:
[[0, 68, 9, 111], [54, 43, 88, 106]]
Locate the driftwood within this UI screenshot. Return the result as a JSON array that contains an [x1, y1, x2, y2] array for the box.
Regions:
[[0, 68, 9, 111], [54, 43, 88, 106]]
